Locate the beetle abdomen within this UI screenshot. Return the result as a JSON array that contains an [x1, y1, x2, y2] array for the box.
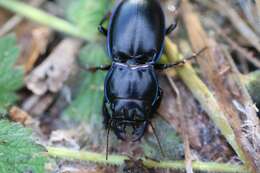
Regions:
[[108, 0, 165, 62]]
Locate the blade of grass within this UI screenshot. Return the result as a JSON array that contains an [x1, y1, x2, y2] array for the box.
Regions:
[[0, 0, 87, 39], [166, 76, 193, 173]]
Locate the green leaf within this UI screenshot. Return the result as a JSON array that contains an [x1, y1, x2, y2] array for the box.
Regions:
[[0, 35, 24, 115], [0, 120, 46, 173], [66, 0, 111, 41], [64, 43, 110, 126]]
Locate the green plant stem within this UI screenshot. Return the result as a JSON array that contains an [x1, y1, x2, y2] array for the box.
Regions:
[[164, 37, 247, 164], [47, 147, 248, 173], [47, 146, 128, 165], [0, 0, 86, 39]]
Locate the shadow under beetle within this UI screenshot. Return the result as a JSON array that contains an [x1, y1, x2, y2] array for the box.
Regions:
[[78, 0, 206, 159]]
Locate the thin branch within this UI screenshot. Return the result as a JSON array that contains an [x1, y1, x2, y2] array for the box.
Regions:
[[206, 19, 260, 68], [47, 146, 248, 173], [166, 75, 193, 173], [0, 0, 46, 36], [257, 0, 260, 26], [222, 47, 260, 159], [214, 0, 260, 52], [0, 16, 22, 37]]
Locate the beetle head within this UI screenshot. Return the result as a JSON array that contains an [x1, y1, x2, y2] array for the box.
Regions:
[[109, 99, 150, 141]]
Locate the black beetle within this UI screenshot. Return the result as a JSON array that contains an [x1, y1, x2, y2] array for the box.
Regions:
[[101, 0, 176, 140], [78, 0, 205, 159]]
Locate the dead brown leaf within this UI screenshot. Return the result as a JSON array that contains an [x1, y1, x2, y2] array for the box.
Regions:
[[26, 38, 82, 95], [9, 106, 32, 125]]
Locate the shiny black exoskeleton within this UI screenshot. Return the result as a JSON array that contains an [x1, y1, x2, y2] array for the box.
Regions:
[[100, 0, 176, 142], [78, 0, 205, 159]]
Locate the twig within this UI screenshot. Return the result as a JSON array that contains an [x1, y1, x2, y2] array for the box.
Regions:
[[206, 19, 260, 68], [222, 47, 260, 167], [166, 75, 193, 173], [214, 1, 260, 52], [0, 0, 46, 36], [47, 146, 248, 173], [257, 0, 260, 27], [0, 16, 22, 37], [238, 0, 260, 34], [0, 0, 87, 39]]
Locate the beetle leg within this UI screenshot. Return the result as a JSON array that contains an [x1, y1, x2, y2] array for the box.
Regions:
[[154, 60, 185, 70], [102, 99, 113, 160], [98, 26, 108, 36], [98, 12, 111, 36], [149, 121, 165, 157], [78, 64, 111, 72], [166, 0, 180, 35], [102, 99, 111, 128], [76, 57, 111, 72], [165, 21, 178, 35], [106, 123, 111, 160], [155, 47, 207, 70], [152, 87, 163, 113]]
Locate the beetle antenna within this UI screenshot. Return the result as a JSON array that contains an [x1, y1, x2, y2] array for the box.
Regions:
[[149, 121, 165, 157], [106, 121, 111, 160]]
